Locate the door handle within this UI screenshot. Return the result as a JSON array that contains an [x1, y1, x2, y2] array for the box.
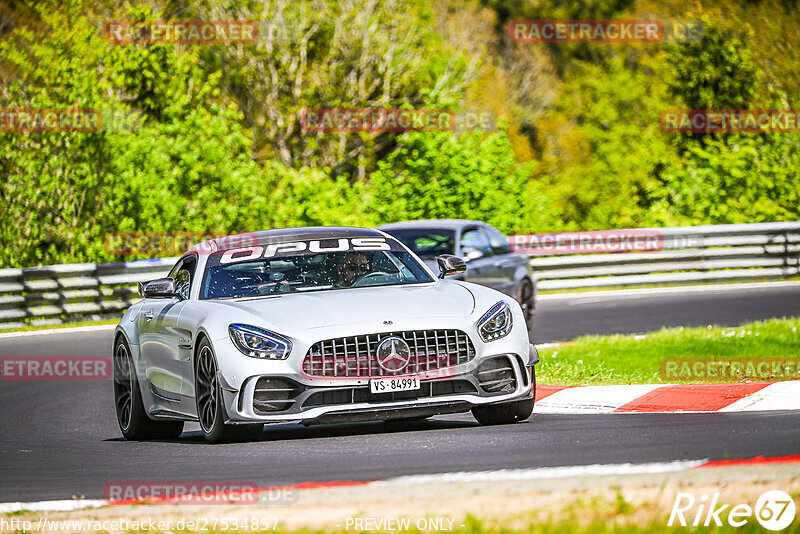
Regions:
[[143, 309, 154, 322]]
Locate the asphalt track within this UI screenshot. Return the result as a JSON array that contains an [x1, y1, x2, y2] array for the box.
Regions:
[[1, 283, 799, 502]]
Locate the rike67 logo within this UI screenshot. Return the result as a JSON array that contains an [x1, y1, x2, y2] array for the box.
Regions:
[[669, 490, 796, 530]]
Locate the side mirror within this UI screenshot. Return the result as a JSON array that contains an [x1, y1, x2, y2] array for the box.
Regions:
[[139, 277, 179, 299], [437, 255, 467, 279], [463, 248, 484, 261]]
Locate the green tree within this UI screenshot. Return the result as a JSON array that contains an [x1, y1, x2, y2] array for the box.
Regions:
[[0, 1, 270, 266], [364, 129, 559, 233], [649, 133, 800, 225], [652, 12, 800, 225], [0, 1, 118, 266], [536, 55, 680, 229], [197, 0, 475, 179], [667, 14, 759, 114]]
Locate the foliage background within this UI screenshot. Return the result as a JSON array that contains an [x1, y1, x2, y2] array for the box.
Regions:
[[0, 0, 798, 267]]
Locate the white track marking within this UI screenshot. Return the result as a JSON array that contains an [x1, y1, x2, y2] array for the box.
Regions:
[[720, 381, 800, 412], [537, 281, 800, 301], [370, 460, 708, 486], [0, 324, 116, 339], [0, 499, 105, 513], [535, 384, 662, 413], [533, 342, 565, 349]]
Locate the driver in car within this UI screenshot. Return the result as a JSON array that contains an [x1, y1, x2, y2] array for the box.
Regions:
[[333, 252, 371, 287]]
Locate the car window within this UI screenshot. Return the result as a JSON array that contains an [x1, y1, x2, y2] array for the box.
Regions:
[[200, 240, 434, 299], [483, 225, 511, 255], [174, 269, 191, 299], [169, 255, 197, 299], [382, 229, 455, 258], [460, 228, 493, 259]]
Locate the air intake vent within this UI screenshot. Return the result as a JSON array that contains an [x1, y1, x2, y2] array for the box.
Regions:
[[253, 377, 300, 414], [476, 357, 516, 394]]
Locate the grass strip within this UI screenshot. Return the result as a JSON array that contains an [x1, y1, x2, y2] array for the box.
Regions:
[[537, 316, 800, 385]]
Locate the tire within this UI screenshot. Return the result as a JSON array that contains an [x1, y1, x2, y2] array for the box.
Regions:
[[195, 338, 263, 443], [113, 336, 184, 441], [471, 367, 536, 426], [517, 277, 536, 326]]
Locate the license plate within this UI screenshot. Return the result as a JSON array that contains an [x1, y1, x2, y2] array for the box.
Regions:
[[369, 377, 420, 394]]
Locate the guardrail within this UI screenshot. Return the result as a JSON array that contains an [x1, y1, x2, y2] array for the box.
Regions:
[[0, 222, 798, 330], [529, 222, 800, 290], [0, 258, 176, 330]]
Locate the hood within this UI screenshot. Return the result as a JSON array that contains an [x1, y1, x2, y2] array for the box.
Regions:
[[208, 282, 475, 332]]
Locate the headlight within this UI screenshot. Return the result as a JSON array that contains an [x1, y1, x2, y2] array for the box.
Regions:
[[228, 324, 292, 359], [477, 301, 513, 342]]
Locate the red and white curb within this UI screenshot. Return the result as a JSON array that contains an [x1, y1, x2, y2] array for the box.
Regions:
[[534, 381, 800, 413], [2, 455, 799, 514]]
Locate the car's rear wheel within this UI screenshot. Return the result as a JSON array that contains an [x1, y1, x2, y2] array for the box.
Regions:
[[517, 277, 536, 326], [471, 367, 535, 425], [113, 337, 184, 440], [195, 339, 262, 443]]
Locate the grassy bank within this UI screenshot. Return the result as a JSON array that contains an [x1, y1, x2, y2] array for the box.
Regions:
[[288, 515, 797, 534], [537, 317, 800, 385], [7, 490, 799, 534]]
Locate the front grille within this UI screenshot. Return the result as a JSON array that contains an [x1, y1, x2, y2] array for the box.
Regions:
[[302, 330, 476, 378]]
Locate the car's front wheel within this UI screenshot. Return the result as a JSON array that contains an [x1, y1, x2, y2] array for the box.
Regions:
[[113, 337, 184, 441], [195, 339, 263, 443], [471, 368, 535, 425]]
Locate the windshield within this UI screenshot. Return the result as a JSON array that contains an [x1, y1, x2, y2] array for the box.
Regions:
[[200, 240, 434, 299], [383, 229, 455, 259]]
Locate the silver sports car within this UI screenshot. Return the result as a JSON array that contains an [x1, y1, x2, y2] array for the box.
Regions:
[[113, 227, 538, 443]]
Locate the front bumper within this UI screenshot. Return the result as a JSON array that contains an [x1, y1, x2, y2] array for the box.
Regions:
[[218, 352, 535, 425]]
